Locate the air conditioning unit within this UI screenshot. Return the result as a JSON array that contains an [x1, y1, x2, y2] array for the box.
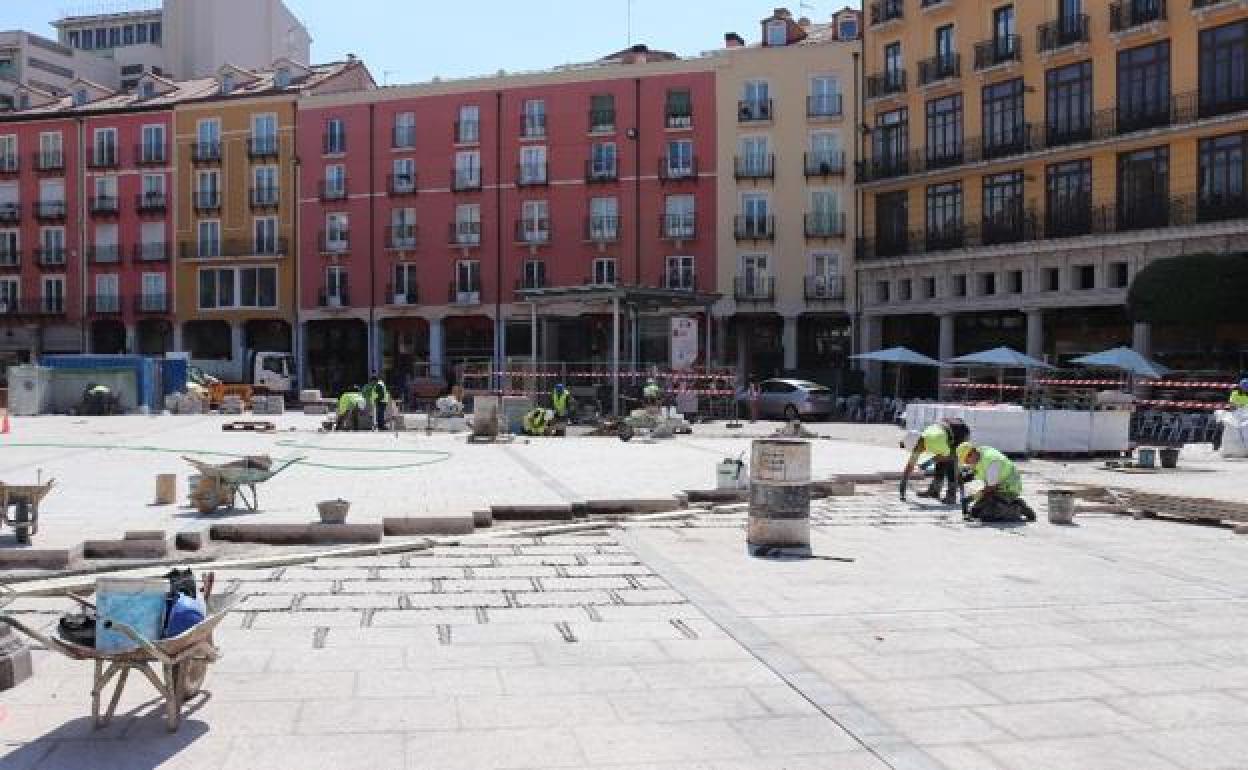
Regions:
[[327, 295, 342, 308], [393, 293, 407, 306]]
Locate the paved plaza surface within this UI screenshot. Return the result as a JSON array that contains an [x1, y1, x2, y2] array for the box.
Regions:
[[2, 418, 1248, 768]]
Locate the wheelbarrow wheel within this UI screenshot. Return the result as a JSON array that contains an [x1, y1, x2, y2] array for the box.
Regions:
[[13, 500, 31, 545], [174, 659, 207, 702], [618, 423, 634, 442]]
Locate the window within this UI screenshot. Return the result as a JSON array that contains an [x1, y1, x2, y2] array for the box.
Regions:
[[250, 113, 277, 155], [520, 200, 549, 243], [875, 191, 908, 255], [522, 259, 546, 290], [455, 260, 481, 299], [196, 118, 220, 158], [199, 267, 277, 309], [455, 204, 481, 244], [740, 254, 770, 298], [135, 22, 147, 43], [393, 263, 418, 302], [140, 80, 155, 98], [1074, 264, 1096, 290], [325, 213, 349, 251], [109, 27, 121, 47], [0, 277, 18, 310], [982, 170, 1025, 244], [766, 20, 787, 46], [664, 195, 695, 238], [925, 182, 963, 248], [592, 258, 617, 285], [93, 128, 117, 166], [519, 145, 547, 184], [738, 136, 770, 176], [666, 256, 695, 290], [885, 42, 903, 79], [897, 279, 912, 301], [951, 274, 967, 297], [1007, 270, 1023, 294], [197, 220, 220, 257], [1198, 133, 1246, 221], [589, 197, 618, 240], [150, 22, 161, 44], [1117, 146, 1168, 230], [1046, 158, 1091, 236], [839, 17, 858, 40], [977, 273, 996, 297], [1046, 61, 1093, 145], [93, 221, 118, 262], [454, 151, 481, 189], [324, 118, 346, 154], [69, 30, 80, 48], [665, 89, 693, 128], [141, 124, 164, 162], [925, 95, 963, 168], [140, 222, 164, 261], [195, 170, 220, 208], [811, 252, 840, 295], [39, 132, 62, 169], [74, 89, 89, 107], [590, 142, 617, 179], [95, 274, 119, 312], [0, 135, 15, 171], [123, 24, 135, 45], [935, 24, 955, 61], [809, 131, 841, 172], [982, 78, 1025, 157], [522, 99, 546, 138], [1117, 42, 1170, 132], [140, 273, 166, 311], [394, 112, 416, 148], [254, 217, 279, 254], [590, 94, 615, 132], [741, 80, 770, 120], [253, 166, 278, 204], [93, 174, 116, 210], [923, 275, 937, 299], [40, 179, 65, 206], [666, 139, 694, 177], [39, 228, 64, 264], [220, 73, 235, 95], [740, 193, 770, 237], [325, 266, 348, 305], [42, 276, 64, 313], [0, 229, 17, 266], [873, 108, 908, 175], [994, 5, 1016, 48], [1199, 20, 1248, 118], [390, 207, 416, 248], [809, 75, 840, 117], [1110, 262, 1130, 289], [457, 105, 480, 143], [809, 189, 840, 236], [324, 165, 346, 199], [1044, 267, 1061, 291]]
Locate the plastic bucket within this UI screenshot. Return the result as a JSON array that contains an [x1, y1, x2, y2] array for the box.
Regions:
[[1159, 447, 1179, 469], [1047, 490, 1076, 525], [1137, 447, 1156, 468]]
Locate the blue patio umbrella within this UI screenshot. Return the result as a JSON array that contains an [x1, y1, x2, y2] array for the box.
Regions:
[[949, 346, 1056, 370], [1071, 346, 1169, 380], [851, 347, 943, 397]]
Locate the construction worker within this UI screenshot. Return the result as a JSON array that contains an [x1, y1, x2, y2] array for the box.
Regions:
[[362, 374, 389, 430], [81, 382, 116, 416], [643, 378, 662, 408], [1230, 379, 1248, 409], [901, 418, 970, 505], [522, 407, 551, 436], [336, 386, 368, 431], [956, 442, 1036, 523], [551, 383, 571, 419]]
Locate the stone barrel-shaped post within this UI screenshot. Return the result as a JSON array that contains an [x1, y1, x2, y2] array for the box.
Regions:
[[747, 439, 812, 557]]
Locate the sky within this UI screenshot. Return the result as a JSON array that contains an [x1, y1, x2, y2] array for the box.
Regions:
[[8, 0, 858, 85]]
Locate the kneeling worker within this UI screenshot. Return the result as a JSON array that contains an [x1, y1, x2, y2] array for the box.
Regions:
[[522, 407, 552, 437], [901, 418, 969, 505], [955, 442, 1036, 523], [336, 387, 368, 431]]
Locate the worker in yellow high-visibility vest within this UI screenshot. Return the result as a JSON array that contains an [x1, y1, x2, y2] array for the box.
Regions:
[[1230, 379, 1248, 410], [956, 443, 1036, 523]]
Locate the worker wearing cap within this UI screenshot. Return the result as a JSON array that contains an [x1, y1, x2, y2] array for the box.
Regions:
[[336, 387, 368, 431], [901, 418, 970, 505], [956, 442, 1036, 523], [643, 378, 662, 407], [551, 383, 571, 419], [1230, 379, 1248, 409]]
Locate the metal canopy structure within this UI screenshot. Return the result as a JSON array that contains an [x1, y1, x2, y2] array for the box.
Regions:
[[513, 284, 722, 416]]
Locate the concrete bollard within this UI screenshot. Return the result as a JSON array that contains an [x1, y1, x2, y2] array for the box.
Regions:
[[747, 439, 812, 558], [0, 624, 32, 691], [155, 473, 177, 505]]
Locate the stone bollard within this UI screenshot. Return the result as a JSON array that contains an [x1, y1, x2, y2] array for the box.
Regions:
[[747, 439, 812, 558], [0, 623, 32, 691]]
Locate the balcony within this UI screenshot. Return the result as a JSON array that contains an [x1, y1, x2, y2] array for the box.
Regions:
[[734, 155, 775, 181], [805, 151, 846, 177], [866, 70, 906, 100], [974, 36, 1022, 70], [249, 187, 280, 209], [918, 53, 961, 86], [223, 238, 287, 257], [35, 247, 66, 268], [869, 0, 904, 25], [448, 222, 481, 247], [451, 169, 482, 192], [1192, 0, 1236, 8], [193, 192, 221, 213], [925, 224, 966, 251], [521, 115, 547, 139], [134, 293, 170, 314], [180, 242, 222, 259], [515, 219, 551, 245], [448, 282, 482, 305], [0, 203, 20, 224], [88, 245, 121, 264], [387, 283, 420, 306], [389, 173, 417, 196], [89, 294, 123, 315], [1117, 195, 1173, 232], [734, 216, 775, 241], [247, 136, 280, 159], [665, 109, 693, 130], [804, 276, 845, 301], [516, 162, 548, 187], [1111, 0, 1167, 31], [585, 160, 618, 184], [586, 216, 620, 243], [0, 298, 66, 317], [387, 225, 419, 250], [319, 180, 348, 201], [87, 149, 119, 170], [738, 99, 773, 123], [136, 144, 166, 166], [804, 212, 846, 239], [1038, 14, 1090, 53], [455, 120, 480, 145], [134, 243, 169, 263], [322, 136, 347, 155], [658, 158, 698, 183], [136, 192, 168, 214], [979, 208, 1039, 246], [0, 249, 20, 268], [0, 156, 18, 175], [34, 151, 63, 172], [1196, 192, 1248, 223], [191, 141, 221, 163], [516, 270, 546, 291], [35, 201, 66, 222], [392, 127, 416, 149], [320, 232, 350, 254], [661, 214, 697, 241], [589, 109, 616, 133], [734, 276, 775, 303], [318, 287, 350, 308], [90, 195, 120, 217], [662, 266, 697, 292], [807, 94, 843, 119]]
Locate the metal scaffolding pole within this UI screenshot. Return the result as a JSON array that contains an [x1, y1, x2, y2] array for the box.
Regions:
[[612, 296, 621, 417]]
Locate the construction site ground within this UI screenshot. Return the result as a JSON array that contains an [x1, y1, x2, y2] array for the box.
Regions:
[[2, 415, 1247, 769]]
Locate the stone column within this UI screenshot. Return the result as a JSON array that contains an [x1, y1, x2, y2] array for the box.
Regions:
[[736, 321, 750, 383], [371, 319, 385, 376], [429, 318, 445, 381], [172, 322, 184, 354], [859, 315, 883, 394], [938, 313, 956, 362], [0, 624, 32, 691], [125, 324, 137, 355], [1026, 309, 1045, 360], [782, 316, 799, 372], [1132, 321, 1152, 358]]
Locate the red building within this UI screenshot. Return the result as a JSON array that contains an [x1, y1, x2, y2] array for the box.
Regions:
[[297, 47, 717, 391]]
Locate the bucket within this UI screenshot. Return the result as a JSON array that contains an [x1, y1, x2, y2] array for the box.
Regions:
[[748, 439, 811, 557], [717, 458, 746, 490], [1047, 490, 1076, 525], [154, 473, 177, 505], [317, 499, 350, 524], [1136, 447, 1156, 469], [1159, 447, 1179, 469]]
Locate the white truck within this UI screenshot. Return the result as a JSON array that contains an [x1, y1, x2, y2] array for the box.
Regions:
[[188, 351, 296, 406]]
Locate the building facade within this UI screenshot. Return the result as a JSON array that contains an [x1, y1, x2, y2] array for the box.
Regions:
[[858, 0, 1248, 392], [0, 30, 120, 105], [297, 49, 717, 393], [713, 7, 861, 384]]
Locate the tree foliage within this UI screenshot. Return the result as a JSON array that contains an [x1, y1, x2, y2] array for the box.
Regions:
[[1127, 253, 1248, 324]]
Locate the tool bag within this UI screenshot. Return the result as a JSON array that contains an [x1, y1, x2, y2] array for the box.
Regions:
[[58, 612, 96, 647]]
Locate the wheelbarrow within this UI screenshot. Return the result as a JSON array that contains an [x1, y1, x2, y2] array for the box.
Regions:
[[0, 479, 55, 545], [182, 455, 302, 514], [0, 589, 239, 732]]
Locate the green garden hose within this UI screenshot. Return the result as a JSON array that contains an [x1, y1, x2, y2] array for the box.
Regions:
[[0, 441, 452, 472]]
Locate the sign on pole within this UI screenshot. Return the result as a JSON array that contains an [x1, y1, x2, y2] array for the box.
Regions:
[[670, 317, 698, 371]]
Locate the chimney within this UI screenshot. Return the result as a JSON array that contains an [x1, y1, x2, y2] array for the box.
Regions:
[[798, 16, 812, 28], [725, 32, 745, 48], [773, 7, 792, 19]]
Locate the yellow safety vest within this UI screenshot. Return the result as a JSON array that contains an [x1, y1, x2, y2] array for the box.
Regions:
[[974, 447, 1022, 498], [1230, 390, 1248, 408], [921, 424, 951, 458], [552, 390, 569, 416]]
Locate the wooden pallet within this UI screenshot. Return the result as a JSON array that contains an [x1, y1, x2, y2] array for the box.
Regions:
[[222, 421, 277, 433], [1124, 491, 1248, 525]]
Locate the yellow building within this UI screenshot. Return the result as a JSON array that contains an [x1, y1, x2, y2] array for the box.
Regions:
[[172, 58, 371, 379], [859, 0, 1248, 390], [714, 7, 862, 381]]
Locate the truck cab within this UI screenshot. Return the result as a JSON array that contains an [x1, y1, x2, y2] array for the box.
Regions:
[[253, 351, 295, 395]]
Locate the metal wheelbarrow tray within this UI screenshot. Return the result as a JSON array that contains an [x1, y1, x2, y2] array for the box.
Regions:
[[0, 594, 239, 732], [182, 455, 302, 513], [0, 480, 55, 545]]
